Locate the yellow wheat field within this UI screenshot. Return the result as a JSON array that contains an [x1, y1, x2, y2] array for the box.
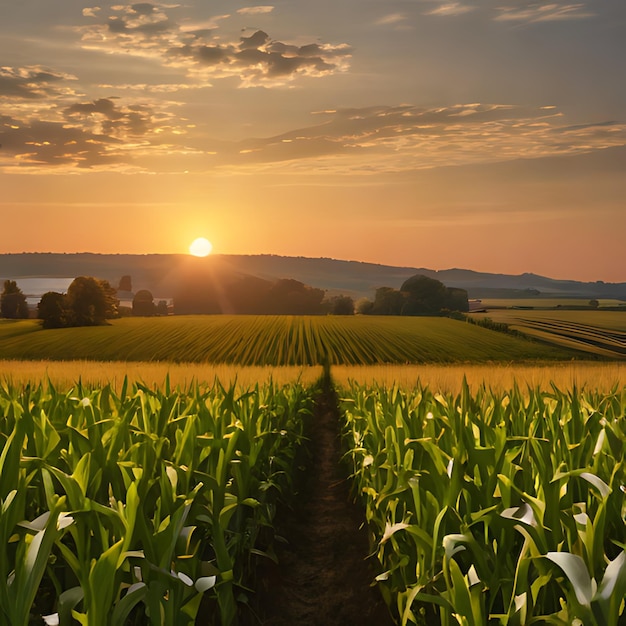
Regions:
[[1, 359, 624, 395], [0, 360, 322, 391], [332, 362, 626, 394]]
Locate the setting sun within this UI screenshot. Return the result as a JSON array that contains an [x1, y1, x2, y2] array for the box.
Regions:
[[189, 237, 213, 257]]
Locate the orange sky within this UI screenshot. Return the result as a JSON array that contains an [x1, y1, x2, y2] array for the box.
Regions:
[[1, 1, 625, 282]]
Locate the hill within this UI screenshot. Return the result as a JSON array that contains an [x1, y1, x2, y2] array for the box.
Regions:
[[2, 253, 626, 301]]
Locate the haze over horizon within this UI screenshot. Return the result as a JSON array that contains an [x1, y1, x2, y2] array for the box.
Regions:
[[1, 1, 625, 283]]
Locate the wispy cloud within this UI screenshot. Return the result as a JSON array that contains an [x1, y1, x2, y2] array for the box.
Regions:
[[375, 13, 408, 26], [424, 3, 474, 17], [200, 103, 626, 174], [0, 68, 194, 172], [494, 2, 595, 23], [79, 2, 351, 87], [417, 0, 594, 22], [0, 66, 79, 100], [236, 6, 275, 16], [3, 99, 624, 174]]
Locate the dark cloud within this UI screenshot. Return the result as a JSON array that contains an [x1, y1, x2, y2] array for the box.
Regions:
[[131, 3, 158, 15], [239, 30, 270, 49], [80, 5, 351, 86], [0, 113, 121, 168], [0, 92, 190, 171], [0, 66, 75, 100]]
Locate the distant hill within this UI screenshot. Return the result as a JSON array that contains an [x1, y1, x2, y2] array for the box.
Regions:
[[2, 253, 626, 301]]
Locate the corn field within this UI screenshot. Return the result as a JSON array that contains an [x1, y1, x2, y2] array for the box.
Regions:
[[0, 379, 312, 626], [341, 381, 626, 625]]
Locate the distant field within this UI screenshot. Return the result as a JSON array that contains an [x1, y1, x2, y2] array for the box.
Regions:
[[0, 315, 579, 365], [473, 310, 626, 358], [480, 298, 626, 309]]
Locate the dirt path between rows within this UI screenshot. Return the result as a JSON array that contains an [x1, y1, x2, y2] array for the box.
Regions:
[[245, 383, 394, 626]]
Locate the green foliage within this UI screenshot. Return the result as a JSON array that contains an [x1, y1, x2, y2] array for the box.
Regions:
[[0, 315, 578, 364], [340, 381, 626, 625], [1, 280, 29, 319], [0, 379, 312, 625], [362, 275, 469, 316], [132, 290, 156, 316], [38, 277, 119, 329]]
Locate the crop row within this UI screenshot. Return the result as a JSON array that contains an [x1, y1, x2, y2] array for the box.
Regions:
[[0, 315, 576, 365], [0, 379, 313, 625], [341, 382, 626, 625]]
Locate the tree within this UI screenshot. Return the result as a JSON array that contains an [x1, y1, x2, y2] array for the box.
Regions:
[[38, 292, 67, 329], [264, 279, 326, 314], [132, 290, 156, 316], [99, 279, 119, 319], [118, 275, 132, 292], [371, 287, 404, 315], [400, 274, 468, 315], [1, 280, 29, 319], [589, 299, 600, 309], [65, 276, 108, 326], [328, 295, 355, 315]]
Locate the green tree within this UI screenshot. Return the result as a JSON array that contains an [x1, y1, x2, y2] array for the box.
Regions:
[[38, 292, 67, 328], [400, 274, 468, 315], [371, 287, 404, 315], [328, 294, 355, 315], [132, 290, 156, 316], [1, 280, 29, 319], [118, 275, 132, 292], [65, 276, 108, 326]]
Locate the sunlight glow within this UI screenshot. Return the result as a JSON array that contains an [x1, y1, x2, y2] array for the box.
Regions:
[[189, 237, 213, 257]]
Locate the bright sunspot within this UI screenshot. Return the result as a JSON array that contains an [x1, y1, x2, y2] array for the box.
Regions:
[[189, 237, 213, 257]]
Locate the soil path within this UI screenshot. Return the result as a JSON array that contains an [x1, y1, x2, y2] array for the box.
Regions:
[[246, 384, 394, 626]]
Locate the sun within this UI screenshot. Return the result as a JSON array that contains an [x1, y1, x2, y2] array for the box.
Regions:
[[189, 237, 213, 257]]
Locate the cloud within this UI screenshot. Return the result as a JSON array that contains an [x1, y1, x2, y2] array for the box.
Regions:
[[79, 2, 351, 87], [0, 87, 194, 172], [493, 2, 594, 22], [375, 13, 408, 25], [236, 6, 274, 15], [424, 3, 474, 17], [0, 66, 78, 100], [197, 103, 626, 174], [415, 0, 594, 21]]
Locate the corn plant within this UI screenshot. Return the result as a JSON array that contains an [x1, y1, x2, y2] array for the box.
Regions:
[[341, 381, 626, 625], [0, 377, 312, 625]]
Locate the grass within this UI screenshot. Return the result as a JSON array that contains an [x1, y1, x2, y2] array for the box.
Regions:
[[0, 315, 580, 365]]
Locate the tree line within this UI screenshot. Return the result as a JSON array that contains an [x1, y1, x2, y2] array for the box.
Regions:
[[1, 273, 468, 328]]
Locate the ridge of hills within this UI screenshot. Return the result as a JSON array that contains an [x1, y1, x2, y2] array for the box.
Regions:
[[1, 252, 626, 301]]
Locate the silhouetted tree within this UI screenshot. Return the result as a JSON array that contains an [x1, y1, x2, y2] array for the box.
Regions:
[[356, 298, 374, 315], [328, 295, 355, 315], [589, 299, 600, 309], [400, 275, 468, 315], [1, 280, 29, 319], [265, 279, 326, 314], [371, 287, 404, 315], [118, 275, 132, 292], [38, 292, 67, 328], [66, 276, 108, 326], [156, 300, 169, 316], [132, 290, 156, 316]]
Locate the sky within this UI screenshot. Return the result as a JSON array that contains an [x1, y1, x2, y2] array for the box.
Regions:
[[1, 0, 625, 282]]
